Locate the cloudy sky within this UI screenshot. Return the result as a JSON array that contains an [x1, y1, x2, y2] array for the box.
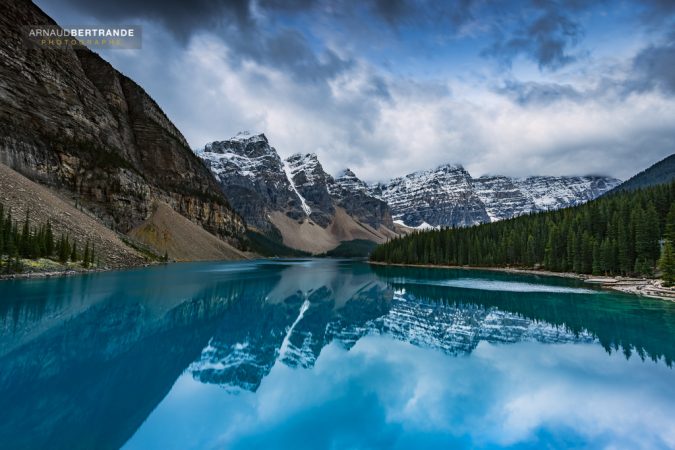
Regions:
[[36, 0, 675, 181]]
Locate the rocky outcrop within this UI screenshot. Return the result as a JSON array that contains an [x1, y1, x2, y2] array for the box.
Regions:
[[0, 0, 245, 247]]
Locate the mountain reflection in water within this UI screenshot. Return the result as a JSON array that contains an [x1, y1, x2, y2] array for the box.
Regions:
[[0, 259, 673, 450]]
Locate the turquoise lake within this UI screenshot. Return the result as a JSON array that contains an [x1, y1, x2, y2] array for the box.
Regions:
[[1, 259, 674, 449]]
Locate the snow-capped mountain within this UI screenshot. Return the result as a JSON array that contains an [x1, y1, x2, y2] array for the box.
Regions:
[[517, 176, 622, 210], [198, 132, 620, 248], [198, 133, 396, 252], [373, 165, 621, 227], [199, 132, 306, 233], [369, 164, 490, 227]]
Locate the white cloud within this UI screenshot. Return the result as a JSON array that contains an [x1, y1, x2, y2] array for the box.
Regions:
[[125, 338, 675, 450], [102, 29, 675, 183]]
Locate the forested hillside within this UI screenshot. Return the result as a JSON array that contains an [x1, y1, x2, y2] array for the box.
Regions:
[[371, 181, 675, 280], [607, 154, 675, 194]]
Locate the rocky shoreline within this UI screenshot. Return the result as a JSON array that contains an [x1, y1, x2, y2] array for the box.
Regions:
[[368, 261, 675, 301]]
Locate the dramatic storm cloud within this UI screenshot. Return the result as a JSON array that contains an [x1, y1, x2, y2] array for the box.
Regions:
[[36, 0, 675, 180]]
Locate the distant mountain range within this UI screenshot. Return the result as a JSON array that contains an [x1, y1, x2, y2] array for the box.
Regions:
[[370, 166, 619, 227], [198, 132, 621, 252]]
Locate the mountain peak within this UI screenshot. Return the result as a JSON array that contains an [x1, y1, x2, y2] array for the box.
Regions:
[[203, 132, 277, 159], [436, 162, 465, 173], [230, 131, 267, 144], [337, 168, 357, 179]]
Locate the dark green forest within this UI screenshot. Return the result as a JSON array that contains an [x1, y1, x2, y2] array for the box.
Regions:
[[371, 181, 675, 283], [0, 203, 96, 273]]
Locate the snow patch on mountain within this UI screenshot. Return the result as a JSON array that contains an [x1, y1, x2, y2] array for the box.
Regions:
[[329, 168, 370, 196], [283, 160, 312, 216], [516, 176, 622, 211], [229, 130, 268, 144], [473, 175, 536, 222], [199, 132, 276, 181], [285, 153, 325, 187], [394, 219, 439, 230]]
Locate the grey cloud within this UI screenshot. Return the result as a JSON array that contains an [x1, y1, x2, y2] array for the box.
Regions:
[[498, 32, 675, 108], [483, 3, 584, 70], [637, 0, 675, 23], [226, 28, 354, 84], [498, 80, 583, 105], [631, 34, 675, 95], [373, 0, 411, 24], [366, 76, 392, 100], [46, 0, 354, 85], [370, 0, 478, 29]]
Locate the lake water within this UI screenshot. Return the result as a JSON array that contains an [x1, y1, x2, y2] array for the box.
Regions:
[[1, 259, 674, 449]]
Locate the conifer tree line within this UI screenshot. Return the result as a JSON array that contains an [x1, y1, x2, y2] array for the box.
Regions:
[[0, 203, 97, 273], [371, 181, 675, 283]]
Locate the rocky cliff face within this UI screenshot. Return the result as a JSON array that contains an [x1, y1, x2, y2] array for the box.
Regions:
[[329, 169, 394, 229], [472, 176, 536, 222], [371, 164, 490, 228], [0, 0, 245, 245], [199, 133, 395, 245], [198, 132, 305, 234], [284, 152, 336, 227]]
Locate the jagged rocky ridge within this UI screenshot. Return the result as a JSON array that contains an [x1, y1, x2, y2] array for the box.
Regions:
[[0, 0, 245, 249], [370, 164, 491, 228], [200, 133, 620, 235], [198, 132, 394, 244], [371, 165, 621, 227]]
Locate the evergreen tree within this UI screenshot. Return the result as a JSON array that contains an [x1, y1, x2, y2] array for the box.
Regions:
[[659, 241, 675, 286], [45, 220, 54, 256], [666, 204, 675, 243], [70, 241, 78, 263], [58, 234, 69, 263], [83, 240, 90, 268]]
